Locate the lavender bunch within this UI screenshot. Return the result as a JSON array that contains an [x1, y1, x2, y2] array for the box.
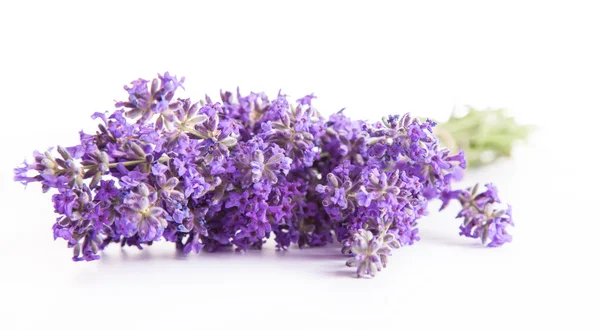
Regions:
[[14, 73, 513, 277]]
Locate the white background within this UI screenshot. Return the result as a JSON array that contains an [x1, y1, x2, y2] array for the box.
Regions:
[[0, 1, 598, 329]]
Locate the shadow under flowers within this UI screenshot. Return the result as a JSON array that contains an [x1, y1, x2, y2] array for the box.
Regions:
[[417, 228, 487, 249], [85, 232, 485, 282], [97, 241, 347, 264]]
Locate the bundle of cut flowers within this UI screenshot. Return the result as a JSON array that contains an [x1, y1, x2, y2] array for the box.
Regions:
[[14, 73, 514, 277]]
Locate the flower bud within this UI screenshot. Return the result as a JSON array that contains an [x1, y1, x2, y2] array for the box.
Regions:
[[151, 78, 159, 94], [57, 146, 71, 160], [131, 142, 146, 158]]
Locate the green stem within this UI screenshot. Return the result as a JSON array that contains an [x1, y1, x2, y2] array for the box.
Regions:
[[378, 223, 391, 242], [178, 124, 208, 139]]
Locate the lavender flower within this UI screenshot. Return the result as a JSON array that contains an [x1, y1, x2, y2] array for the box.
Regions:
[[344, 216, 401, 277], [117, 184, 168, 242], [316, 173, 354, 209], [14, 72, 514, 278], [441, 183, 514, 246], [235, 141, 292, 186]]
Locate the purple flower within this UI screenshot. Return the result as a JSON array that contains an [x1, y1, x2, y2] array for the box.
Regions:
[[235, 142, 291, 186], [481, 183, 501, 203], [117, 184, 168, 242], [487, 205, 513, 247], [316, 172, 355, 211], [355, 187, 373, 207], [357, 168, 420, 208], [225, 190, 250, 209], [118, 166, 149, 188], [296, 93, 316, 106], [258, 98, 322, 168], [52, 190, 78, 218], [448, 184, 513, 247], [344, 227, 398, 278], [182, 231, 205, 254], [182, 170, 213, 200], [193, 112, 238, 159]]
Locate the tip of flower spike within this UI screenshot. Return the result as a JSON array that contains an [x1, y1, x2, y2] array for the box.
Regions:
[[296, 93, 317, 106], [159, 71, 185, 90]]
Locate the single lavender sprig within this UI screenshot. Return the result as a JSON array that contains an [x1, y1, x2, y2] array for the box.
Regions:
[[14, 72, 514, 278], [440, 183, 514, 246]]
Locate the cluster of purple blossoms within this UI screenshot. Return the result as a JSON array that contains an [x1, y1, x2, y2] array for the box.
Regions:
[[440, 183, 513, 247], [14, 73, 513, 277]]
